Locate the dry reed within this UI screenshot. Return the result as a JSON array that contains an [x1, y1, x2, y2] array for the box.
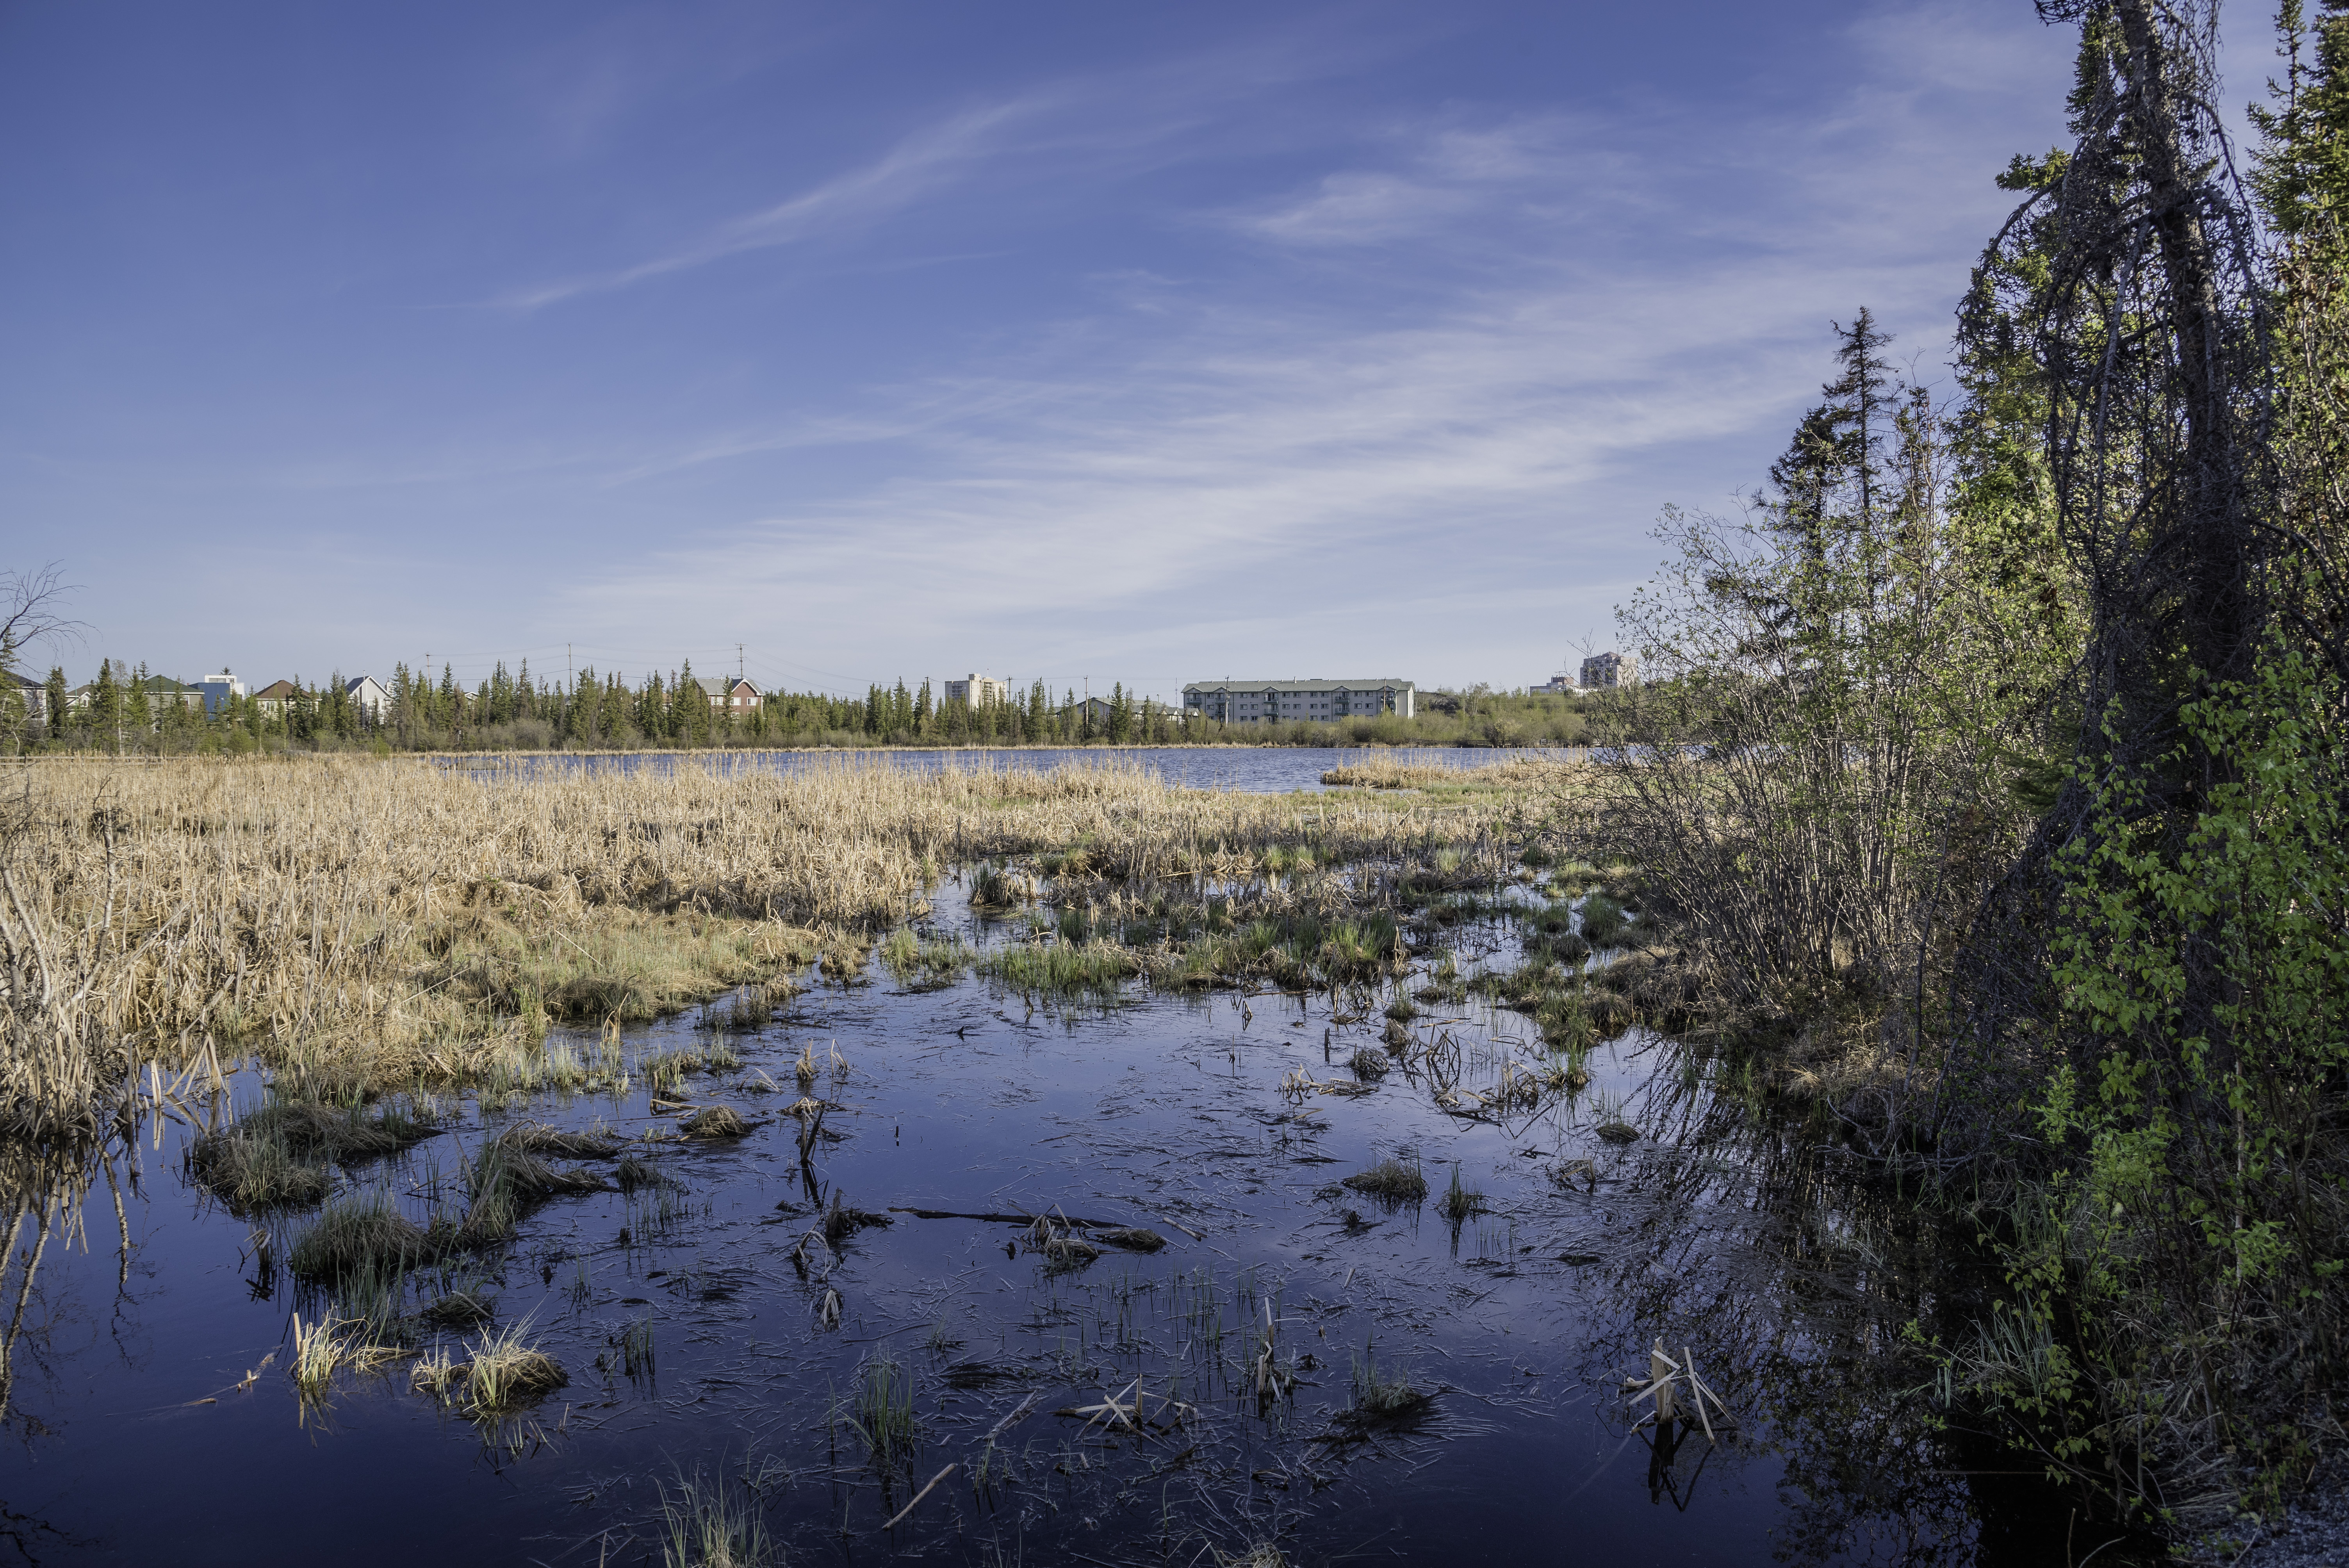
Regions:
[[0, 754, 1564, 1132]]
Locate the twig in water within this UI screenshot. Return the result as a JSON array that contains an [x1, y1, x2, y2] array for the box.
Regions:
[[880, 1463, 957, 1531], [983, 1390, 1044, 1444]]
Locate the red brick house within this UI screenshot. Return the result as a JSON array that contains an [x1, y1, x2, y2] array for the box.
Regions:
[[696, 675, 762, 717]]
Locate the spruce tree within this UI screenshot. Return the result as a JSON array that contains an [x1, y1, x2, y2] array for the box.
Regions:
[[2252, 0, 2349, 235], [91, 659, 119, 753], [128, 662, 152, 748]]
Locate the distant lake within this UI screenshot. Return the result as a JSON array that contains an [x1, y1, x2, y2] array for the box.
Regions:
[[428, 745, 1589, 794]]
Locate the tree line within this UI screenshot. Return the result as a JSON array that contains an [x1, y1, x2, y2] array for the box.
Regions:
[[4, 651, 1616, 755]]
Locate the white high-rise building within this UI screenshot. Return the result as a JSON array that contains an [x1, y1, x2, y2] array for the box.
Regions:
[[1578, 652, 1637, 690], [945, 674, 1009, 706]]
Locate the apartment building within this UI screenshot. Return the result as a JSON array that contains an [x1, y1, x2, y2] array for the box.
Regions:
[[1181, 679, 1415, 723], [1579, 652, 1638, 689], [944, 673, 1009, 706]]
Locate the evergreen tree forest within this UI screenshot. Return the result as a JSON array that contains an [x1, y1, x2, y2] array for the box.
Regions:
[[1596, 0, 2349, 1532], [4, 658, 1248, 755], [6, 656, 1606, 755]]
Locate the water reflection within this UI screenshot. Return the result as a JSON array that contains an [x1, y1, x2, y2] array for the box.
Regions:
[[0, 966, 2134, 1565], [1569, 1037, 2130, 1565]]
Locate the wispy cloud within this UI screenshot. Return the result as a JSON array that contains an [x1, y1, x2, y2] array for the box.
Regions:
[[542, 2, 2073, 688], [494, 100, 1044, 309], [10, 0, 2083, 690]]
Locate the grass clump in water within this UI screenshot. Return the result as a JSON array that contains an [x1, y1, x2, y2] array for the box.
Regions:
[[978, 940, 1139, 998], [334, 1253, 415, 1345], [725, 985, 777, 1031], [1340, 1156, 1427, 1207], [290, 1311, 349, 1399], [879, 927, 975, 989], [968, 861, 1030, 910], [1541, 1043, 1591, 1092], [679, 1105, 752, 1140], [189, 1096, 437, 1210], [1579, 892, 1629, 948], [1589, 1088, 1641, 1143], [642, 1046, 714, 1093], [845, 1354, 920, 1465], [287, 1188, 439, 1283], [822, 1190, 894, 1246], [463, 1131, 609, 1237], [189, 1119, 331, 1210], [615, 1153, 664, 1192], [1437, 1164, 1486, 1224], [1344, 1340, 1432, 1426], [658, 1462, 776, 1568], [499, 1118, 623, 1158], [419, 1285, 496, 1329], [622, 1311, 657, 1383], [419, 1320, 567, 1415]]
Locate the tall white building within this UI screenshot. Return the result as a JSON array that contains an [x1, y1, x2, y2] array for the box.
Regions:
[[1181, 679, 1415, 723], [1579, 652, 1637, 689], [945, 674, 1009, 706]]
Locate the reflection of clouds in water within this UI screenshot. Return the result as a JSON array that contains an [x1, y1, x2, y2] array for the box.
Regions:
[[0, 935, 2073, 1563]]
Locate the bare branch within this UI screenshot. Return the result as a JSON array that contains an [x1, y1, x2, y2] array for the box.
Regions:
[[0, 564, 86, 677]]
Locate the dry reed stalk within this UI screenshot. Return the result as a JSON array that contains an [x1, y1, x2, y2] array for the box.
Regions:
[[0, 754, 1564, 1129]]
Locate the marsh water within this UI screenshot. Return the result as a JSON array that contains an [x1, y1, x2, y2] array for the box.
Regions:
[[0, 884, 2112, 1568]]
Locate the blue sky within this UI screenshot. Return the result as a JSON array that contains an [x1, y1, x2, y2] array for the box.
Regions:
[[2, 1, 2100, 701]]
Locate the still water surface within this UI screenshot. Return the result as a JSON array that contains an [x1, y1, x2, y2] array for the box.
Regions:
[[0, 890, 2100, 1566]]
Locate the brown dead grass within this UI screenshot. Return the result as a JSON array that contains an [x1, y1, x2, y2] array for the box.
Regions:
[[0, 753, 1570, 1132]]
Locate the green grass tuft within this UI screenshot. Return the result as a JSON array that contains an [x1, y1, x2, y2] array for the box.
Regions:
[[1437, 1164, 1486, 1223], [1340, 1156, 1428, 1207], [845, 1353, 920, 1465]]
